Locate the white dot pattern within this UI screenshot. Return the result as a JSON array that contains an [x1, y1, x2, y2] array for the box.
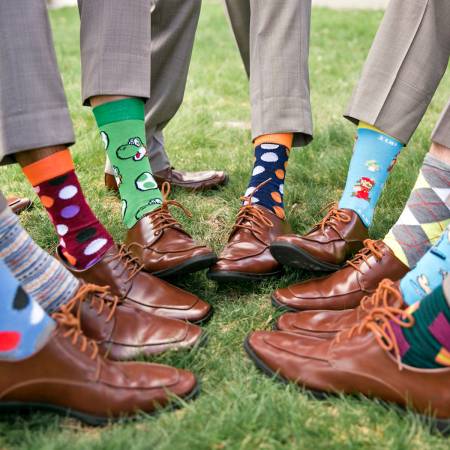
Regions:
[[261, 152, 279, 162], [58, 185, 78, 200], [84, 238, 108, 256], [56, 224, 68, 236]]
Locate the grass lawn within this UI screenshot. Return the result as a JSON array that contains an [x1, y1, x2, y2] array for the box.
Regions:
[[1, 1, 450, 448]]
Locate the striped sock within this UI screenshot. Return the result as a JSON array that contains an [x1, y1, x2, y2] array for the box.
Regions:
[[392, 281, 450, 368], [384, 154, 450, 268], [0, 208, 80, 313]]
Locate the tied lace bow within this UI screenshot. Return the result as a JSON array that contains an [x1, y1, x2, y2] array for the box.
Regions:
[[346, 239, 384, 273], [233, 179, 274, 239], [312, 202, 352, 235], [335, 279, 415, 370]]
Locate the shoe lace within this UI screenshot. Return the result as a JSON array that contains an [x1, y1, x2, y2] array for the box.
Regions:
[[358, 278, 402, 312], [65, 283, 121, 323], [335, 279, 414, 370], [51, 307, 100, 362], [105, 244, 144, 283], [145, 182, 192, 237], [312, 202, 352, 235], [233, 179, 274, 238], [346, 239, 384, 273]]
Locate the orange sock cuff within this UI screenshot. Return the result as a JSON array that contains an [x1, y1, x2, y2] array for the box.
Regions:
[[254, 133, 294, 149], [22, 149, 75, 186]]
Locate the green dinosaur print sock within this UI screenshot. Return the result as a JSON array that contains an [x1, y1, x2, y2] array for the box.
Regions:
[[93, 98, 162, 228]]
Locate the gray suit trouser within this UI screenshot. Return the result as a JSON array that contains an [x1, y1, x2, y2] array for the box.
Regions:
[[345, 0, 450, 147], [0, 0, 200, 172], [223, 0, 313, 148]]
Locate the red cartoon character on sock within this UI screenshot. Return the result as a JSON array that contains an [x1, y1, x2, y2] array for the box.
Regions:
[[352, 177, 375, 201]]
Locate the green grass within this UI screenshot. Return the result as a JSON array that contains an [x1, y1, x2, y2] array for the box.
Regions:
[[1, 1, 450, 448]]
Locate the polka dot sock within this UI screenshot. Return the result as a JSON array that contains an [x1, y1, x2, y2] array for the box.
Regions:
[[244, 142, 290, 219], [0, 259, 55, 361], [22, 149, 113, 270], [0, 208, 80, 313]]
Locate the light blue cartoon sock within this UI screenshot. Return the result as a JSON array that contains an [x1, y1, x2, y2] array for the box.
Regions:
[[339, 122, 403, 227], [0, 260, 55, 361], [400, 225, 450, 306]]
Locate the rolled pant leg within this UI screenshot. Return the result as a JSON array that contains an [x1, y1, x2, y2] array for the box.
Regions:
[[431, 99, 450, 148], [0, 0, 75, 164], [224, 0, 313, 147], [79, 0, 152, 104], [345, 0, 450, 144], [145, 0, 202, 173]]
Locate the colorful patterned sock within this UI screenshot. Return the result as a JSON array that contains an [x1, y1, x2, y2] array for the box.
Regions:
[[22, 149, 114, 269], [400, 225, 450, 305], [339, 122, 403, 227], [384, 154, 450, 268], [244, 134, 292, 220], [93, 98, 163, 228], [392, 281, 450, 368], [0, 259, 55, 361], [0, 208, 80, 313]]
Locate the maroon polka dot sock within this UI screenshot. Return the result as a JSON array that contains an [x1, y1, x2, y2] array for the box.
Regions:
[[22, 151, 113, 269]]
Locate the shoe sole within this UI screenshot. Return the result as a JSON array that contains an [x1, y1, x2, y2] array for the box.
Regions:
[[270, 294, 298, 312], [0, 379, 201, 427], [192, 305, 214, 326], [270, 242, 341, 272], [243, 337, 450, 435], [151, 254, 218, 278], [207, 269, 283, 283]]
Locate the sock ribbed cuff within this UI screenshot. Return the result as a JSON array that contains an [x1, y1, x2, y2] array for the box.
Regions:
[[93, 98, 145, 127], [22, 149, 74, 186]]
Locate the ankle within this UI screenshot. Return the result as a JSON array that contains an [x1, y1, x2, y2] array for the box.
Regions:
[[429, 142, 450, 166]]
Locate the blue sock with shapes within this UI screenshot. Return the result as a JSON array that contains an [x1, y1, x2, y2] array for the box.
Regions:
[[400, 225, 450, 306], [0, 260, 55, 361], [339, 122, 403, 227], [244, 143, 289, 219]]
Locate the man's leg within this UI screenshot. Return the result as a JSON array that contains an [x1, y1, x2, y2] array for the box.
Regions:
[[209, 0, 312, 282], [0, 0, 114, 270], [271, 0, 450, 273], [0, 0, 74, 163], [79, 0, 216, 277], [103, 0, 228, 191], [384, 142, 450, 269], [145, 0, 201, 174]]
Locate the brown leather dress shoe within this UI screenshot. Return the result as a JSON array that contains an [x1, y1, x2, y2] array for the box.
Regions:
[[208, 204, 292, 282], [64, 283, 204, 359], [125, 183, 217, 278], [58, 244, 212, 324], [270, 203, 368, 271], [275, 279, 405, 339], [245, 305, 450, 432], [7, 196, 32, 215], [272, 240, 409, 311], [105, 167, 228, 192], [0, 310, 198, 425]]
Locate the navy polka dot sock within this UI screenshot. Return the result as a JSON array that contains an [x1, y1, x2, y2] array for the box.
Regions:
[[243, 143, 289, 219]]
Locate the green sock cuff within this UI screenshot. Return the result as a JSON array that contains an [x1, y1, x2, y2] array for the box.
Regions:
[[93, 98, 145, 127]]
